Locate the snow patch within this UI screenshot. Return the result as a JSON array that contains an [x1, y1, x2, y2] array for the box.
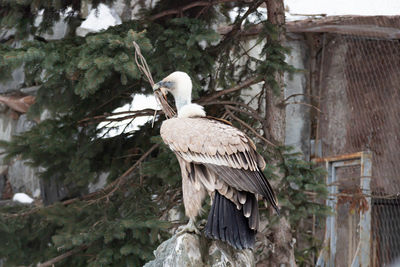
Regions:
[[88, 172, 108, 193], [33, 188, 41, 198], [12, 193, 34, 204], [77, 3, 121, 36], [97, 94, 159, 138], [229, 7, 267, 24], [34, 7, 76, 40]]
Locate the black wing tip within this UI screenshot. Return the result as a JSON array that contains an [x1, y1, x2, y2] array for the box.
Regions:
[[205, 226, 255, 250], [205, 191, 256, 250]]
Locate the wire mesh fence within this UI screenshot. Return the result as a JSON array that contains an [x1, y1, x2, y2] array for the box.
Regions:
[[310, 19, 400, 266]]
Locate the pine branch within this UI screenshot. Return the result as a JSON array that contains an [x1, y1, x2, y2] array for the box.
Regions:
[[87, 143, 160, 203], [1, 144, 160, 217], [63, 143, 160, 206], [214, 0, 264, 50]]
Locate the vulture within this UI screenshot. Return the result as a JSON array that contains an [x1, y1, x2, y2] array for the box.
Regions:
[[153, 71, 279, 250]]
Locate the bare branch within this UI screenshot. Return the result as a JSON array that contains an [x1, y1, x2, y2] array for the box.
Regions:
[[225, 108, 276, 147], [217, 24, 263, 36], [215, 0, 264, 50], [203, 100, 260, 115], [284, 102, 322, 112], [2, 144, 160, 218], [78, 109, 161, 125], [224, 104, 265, 123], [200, 76, 262, 102], [280, 93, 320, 103], [149, 0, 241, 21], [37, 245, 88, 267], [86, 143, 160, 204]]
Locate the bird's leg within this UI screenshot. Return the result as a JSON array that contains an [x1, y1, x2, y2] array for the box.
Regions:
[[175, 218, 201, 236]]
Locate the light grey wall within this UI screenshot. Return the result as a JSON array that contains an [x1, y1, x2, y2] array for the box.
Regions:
[[284, 33, 311, 159]]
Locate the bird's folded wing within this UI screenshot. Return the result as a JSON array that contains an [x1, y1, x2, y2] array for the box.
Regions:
[[161, 117, 265, 170], [161, 117, 278, 210]]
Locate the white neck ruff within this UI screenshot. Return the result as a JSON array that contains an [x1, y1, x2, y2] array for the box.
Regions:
[[177, 103, 206, 118]]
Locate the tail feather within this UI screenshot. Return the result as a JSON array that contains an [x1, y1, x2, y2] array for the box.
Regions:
[[218, 194, 226, 242], [205, 191, 256, 249]]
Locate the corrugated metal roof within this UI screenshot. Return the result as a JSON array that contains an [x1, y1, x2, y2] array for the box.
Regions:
[[287, 15, 400, 39]]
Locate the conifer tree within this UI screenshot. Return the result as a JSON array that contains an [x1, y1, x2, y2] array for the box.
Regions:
[[0, 1, 329, 266]]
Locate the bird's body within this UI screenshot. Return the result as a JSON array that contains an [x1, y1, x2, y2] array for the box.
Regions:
[[154, 71, 278, 249]]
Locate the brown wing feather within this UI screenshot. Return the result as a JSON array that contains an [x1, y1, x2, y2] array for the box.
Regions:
[[175, 155, 206, 220], [206, 164, 278, 212], [161, 117, 278, 213]]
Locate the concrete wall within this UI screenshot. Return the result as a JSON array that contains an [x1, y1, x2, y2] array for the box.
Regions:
[[284, 33, 311, 159], [0, 14, 69, 201], [0, 109, 41, 199]]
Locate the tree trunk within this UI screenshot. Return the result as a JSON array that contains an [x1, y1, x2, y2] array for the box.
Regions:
[[263, 1, 297, 266], [264, 0, 286, 144]]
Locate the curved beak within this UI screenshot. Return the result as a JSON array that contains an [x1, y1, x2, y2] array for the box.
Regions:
[[153, 81, 173, 95], [152, 82, 161, 91]]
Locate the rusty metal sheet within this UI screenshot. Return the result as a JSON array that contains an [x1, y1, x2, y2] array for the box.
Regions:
[[313, 152, 363, 163]]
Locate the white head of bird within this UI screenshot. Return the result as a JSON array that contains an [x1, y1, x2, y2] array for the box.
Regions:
[[153, 71, 206, 118]]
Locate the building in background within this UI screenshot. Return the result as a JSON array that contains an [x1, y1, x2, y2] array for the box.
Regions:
[[285, 15, 400, 266]]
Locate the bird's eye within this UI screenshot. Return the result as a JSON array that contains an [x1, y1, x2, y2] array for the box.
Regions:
[[161, 81, 174, 89]]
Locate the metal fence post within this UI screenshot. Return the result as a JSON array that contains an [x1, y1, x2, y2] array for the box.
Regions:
[[359, 151, 372, 266]]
